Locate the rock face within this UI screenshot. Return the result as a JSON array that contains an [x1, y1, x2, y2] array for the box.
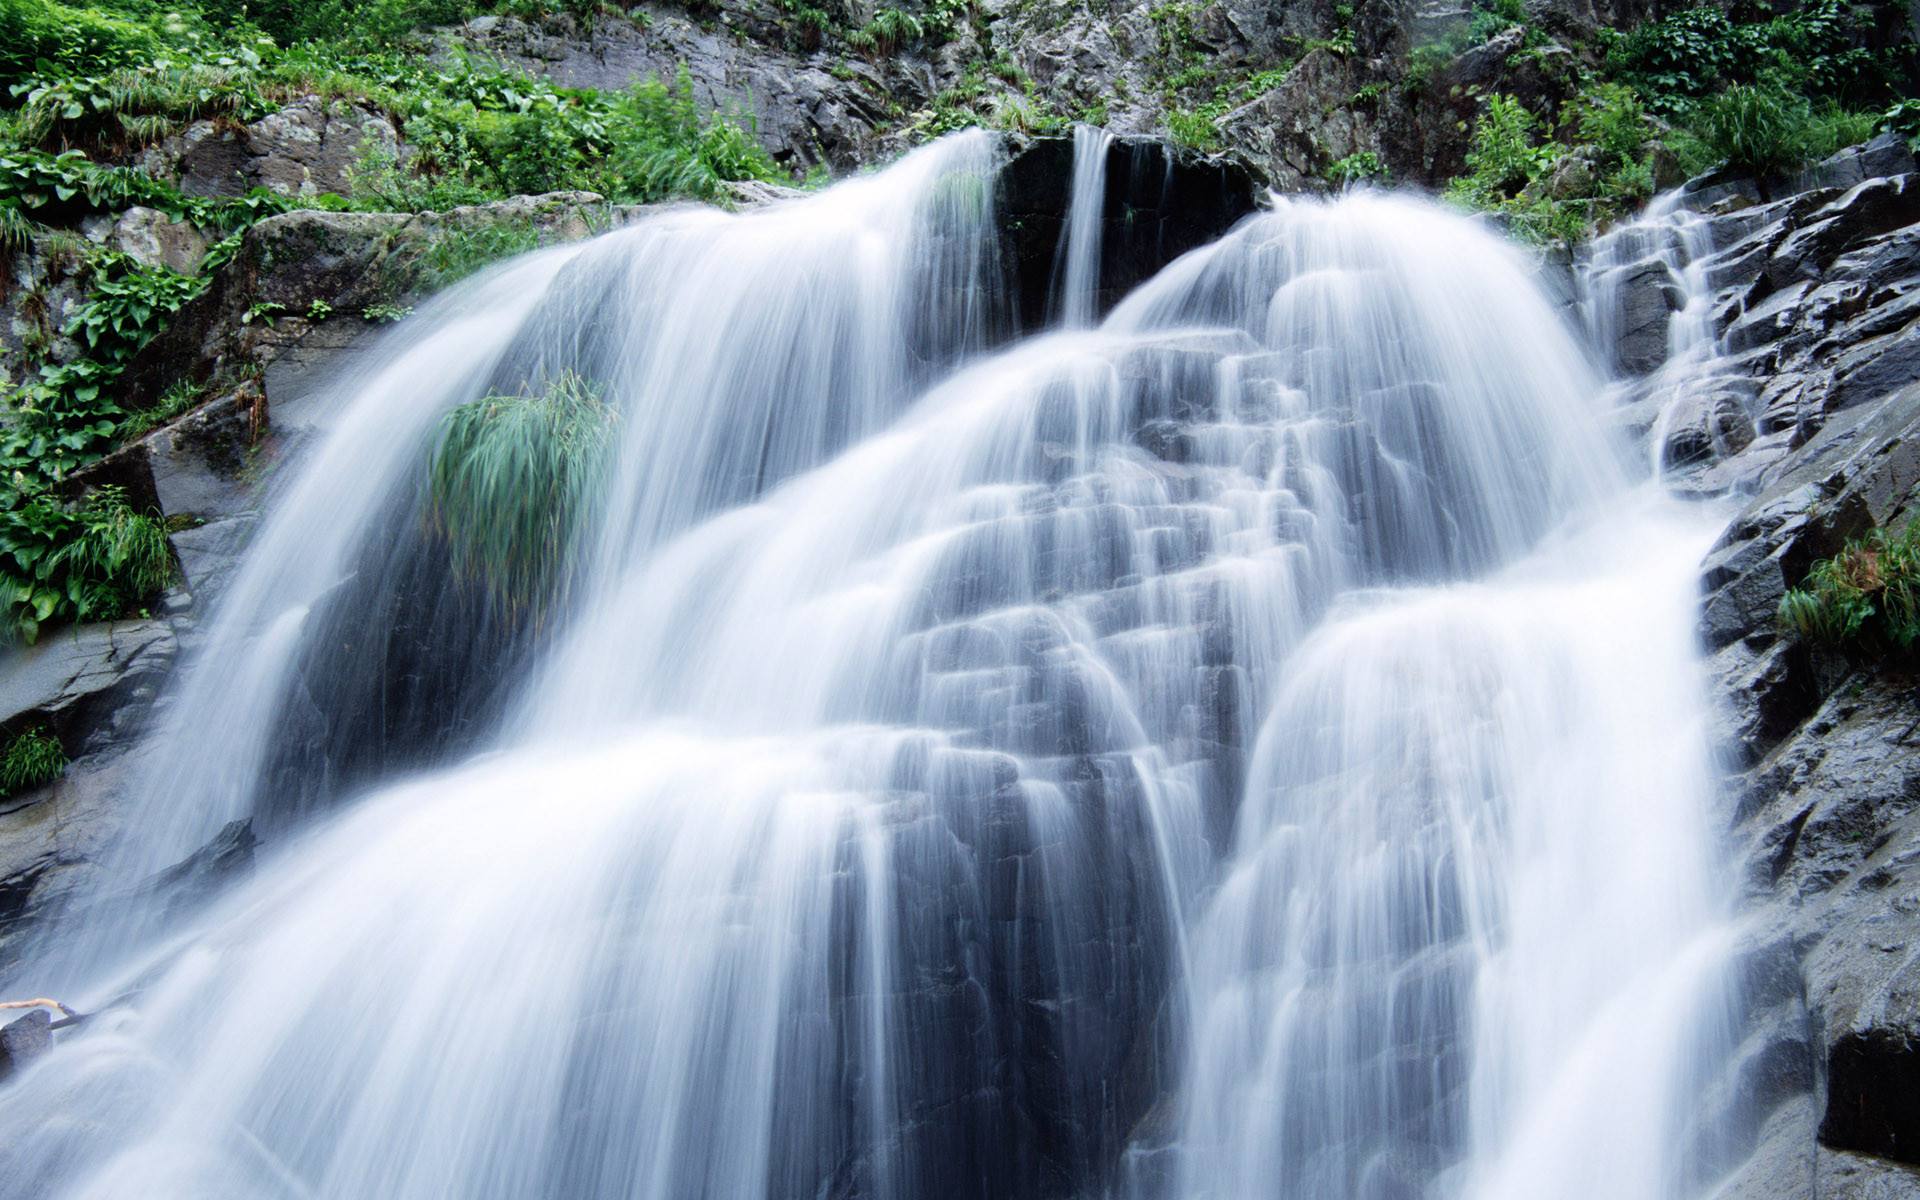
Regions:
[[138, 98, 403, 199], [120, 191, 649, 410], [1606, 136, 1920, 1196], [1000, 136, 1259, 328], [451, 11, 894, 172]]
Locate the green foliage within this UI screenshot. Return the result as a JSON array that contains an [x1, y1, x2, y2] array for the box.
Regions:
[[857, 8, 923, 57], [116, 375, 206, 440], [1690, 78, 1878, 179], [362, 301, 413, 323], [426, 370, 616, 612], [1598, 1, 1902, 178], [0, 146, 178, 216], [1608, 1, 1904, 117], [421, 220, 545, 288], [0, 0, 156, 93], [1166, 105, 1221, 151], [1443, 92, 1605, 245], [0, 726, 67, 798], [352, 61, 780, 209], [10, 48, 273, 151], [5, 252, 209, 480], [1574, 81, 1648, 164], [1886, 97, 1920, 150], [0, 197, 38, 253], [1779, 521, 1920, 654], [1324, 150, 1386, 186], [195, 0, 478, 45], [0, 485, 175, 642]]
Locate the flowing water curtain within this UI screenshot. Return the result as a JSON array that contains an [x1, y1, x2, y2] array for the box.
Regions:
[[1171, 504, 1749, 1200], [16, 132, 1010, 995], [0, 142, 1754, 1200]]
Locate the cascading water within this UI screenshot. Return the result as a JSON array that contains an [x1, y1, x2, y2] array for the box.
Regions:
[[20, 132, 1007, 985], [3, 133, 1759, 1200], [1050, 123, 1114, 327], [1579, 191, 1758, 479]]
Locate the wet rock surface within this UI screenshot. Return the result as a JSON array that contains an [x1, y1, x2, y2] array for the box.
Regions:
[[1648, 138, 1920, 1197], [1000, 136, 1259, 328]]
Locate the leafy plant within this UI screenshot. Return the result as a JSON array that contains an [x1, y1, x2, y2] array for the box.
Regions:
[[363, 302, 414, 323], [0, 0, 155, 93], [117, 377, 208, 441], [1779, 521, 1920, 653], [1324, 150, 1386, 186], [0, 727, 67, 799], [1689, 78, 1876, 179], [11, 55, 273, 151], [860, 8, 924, 56], [0, 199, 38, 257], [0, 486, 175, 643], [5, 253, 210, 481], [426, 371, 617, 612], [1166, 106, 1221, 151], [1886, 98, 1920, 150]]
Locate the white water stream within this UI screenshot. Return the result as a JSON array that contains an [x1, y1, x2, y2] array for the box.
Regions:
[[2, 134, 1755, 1200]]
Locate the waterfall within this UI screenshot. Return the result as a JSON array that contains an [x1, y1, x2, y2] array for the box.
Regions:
[[1578, 191, 1758, 480], [2, 134, 1755, 1200], [1050, 124, 1114, 326]]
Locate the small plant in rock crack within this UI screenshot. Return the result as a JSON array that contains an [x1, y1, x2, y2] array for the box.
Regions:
[[0, 726, 67, 799], [1778, 520, 1920, 653]]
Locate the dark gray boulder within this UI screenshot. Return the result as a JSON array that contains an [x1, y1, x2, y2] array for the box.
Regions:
[[0, 1008, 52, 1080], [139, 99, 403, 199]]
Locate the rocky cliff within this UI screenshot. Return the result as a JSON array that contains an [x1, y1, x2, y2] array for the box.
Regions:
[[1574, 133, 1920, 1195]]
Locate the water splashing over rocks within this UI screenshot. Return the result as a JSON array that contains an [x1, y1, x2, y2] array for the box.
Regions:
[[0, 134, 1759, 1200]]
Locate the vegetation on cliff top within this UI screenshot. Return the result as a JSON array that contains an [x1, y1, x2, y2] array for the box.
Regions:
[[0, 0, 779, 642], [1439, 0, 1913, 242]]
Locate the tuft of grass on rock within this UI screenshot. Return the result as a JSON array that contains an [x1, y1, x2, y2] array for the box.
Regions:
[[1779, 521, 1920, 653], [0, 726, 68, 799]]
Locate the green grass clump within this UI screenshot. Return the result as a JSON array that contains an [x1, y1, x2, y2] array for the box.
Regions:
[[421, 219, 547, 289], [427, 370, 616, 612], [1779, 521, 1920, 653], [1686, 80, 1878, 179], [0, 727, 67, 798]]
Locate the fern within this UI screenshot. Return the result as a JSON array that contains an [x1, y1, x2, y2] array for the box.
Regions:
[[1779, 521, 1920, 653]]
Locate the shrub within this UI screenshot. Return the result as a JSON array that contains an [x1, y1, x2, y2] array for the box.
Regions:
[[1779, 521, 1920, 652], [1689, 79, 1875, 179], [1166, 106, 1221, 151], [0, 727, 67, 798], [1574, 82, 1650, 164], [1456, 93, 1554, 197], [862, 8, 924, 56], [11, 56, 274, 152], [427, 371, 617, 613], [1887, 97, 1920, 150]]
